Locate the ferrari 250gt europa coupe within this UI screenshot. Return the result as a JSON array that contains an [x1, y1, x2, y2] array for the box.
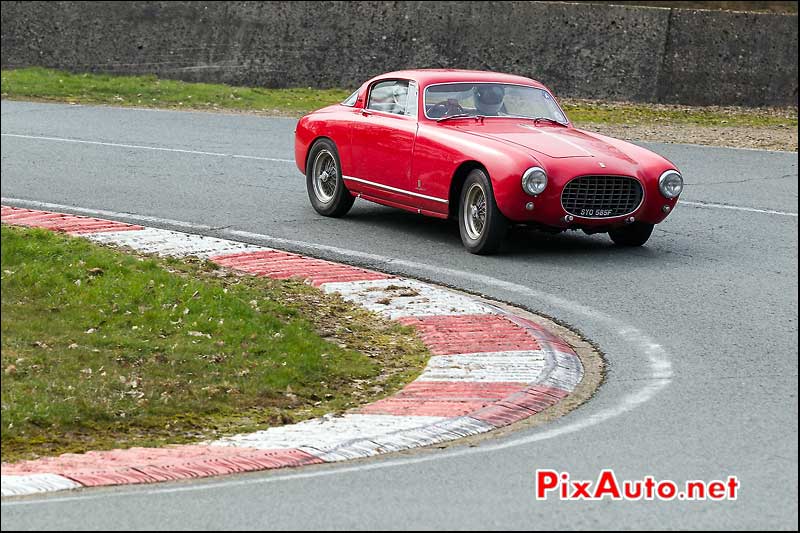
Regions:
[[295, 69, 683, 254]]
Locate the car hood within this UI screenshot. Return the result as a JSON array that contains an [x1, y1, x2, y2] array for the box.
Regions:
[[454, 122, 639, 163]]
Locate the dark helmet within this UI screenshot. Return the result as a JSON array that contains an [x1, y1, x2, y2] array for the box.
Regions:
[[474, 84, 505, 115]]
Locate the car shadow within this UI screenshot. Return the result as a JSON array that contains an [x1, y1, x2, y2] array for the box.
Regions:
[[343, 204, 667, 261]]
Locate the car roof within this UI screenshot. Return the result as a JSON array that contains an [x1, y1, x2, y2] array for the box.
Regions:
[[367, 69, 546, 89]]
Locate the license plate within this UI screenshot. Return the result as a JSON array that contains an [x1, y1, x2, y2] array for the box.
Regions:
[[579, 209, 613, 217]]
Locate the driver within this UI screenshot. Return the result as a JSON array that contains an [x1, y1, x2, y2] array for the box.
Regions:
[[473, 85, 505, 116]]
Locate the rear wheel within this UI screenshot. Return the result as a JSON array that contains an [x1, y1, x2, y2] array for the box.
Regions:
[[306, 139, 354, 217], [609, 222, 654, 247], [458, 169, 507, 254]]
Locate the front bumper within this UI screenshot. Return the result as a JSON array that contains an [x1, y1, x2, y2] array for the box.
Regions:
[[497, 177, 680, 229]]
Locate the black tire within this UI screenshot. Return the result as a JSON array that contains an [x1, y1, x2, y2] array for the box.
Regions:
[[458, 169, 508, 254], [306, 139, 355, 217], [609, 222, 654, 247]]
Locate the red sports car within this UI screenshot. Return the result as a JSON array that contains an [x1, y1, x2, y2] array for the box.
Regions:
[[295, 69, 683, 254]]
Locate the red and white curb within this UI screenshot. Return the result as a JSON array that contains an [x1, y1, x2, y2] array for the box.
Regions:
[[0, 206, 583, 497]]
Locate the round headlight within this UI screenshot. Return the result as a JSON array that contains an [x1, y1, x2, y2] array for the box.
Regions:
[[522, 167, 547, 196], [659, 170, 683, 199]]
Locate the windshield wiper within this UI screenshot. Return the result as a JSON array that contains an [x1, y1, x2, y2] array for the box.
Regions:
[[437, 114, 483, 123], [532, 117, 568, 127]]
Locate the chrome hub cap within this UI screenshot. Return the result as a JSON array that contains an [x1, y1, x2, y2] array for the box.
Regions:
[[464, 183, 487, 240], [312, 150, 337, 203]]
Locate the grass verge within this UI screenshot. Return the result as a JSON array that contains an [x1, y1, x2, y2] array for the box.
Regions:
[[1, 67, 796, 150], [1, 67, 350, 116], [0, 225, 428, 462]]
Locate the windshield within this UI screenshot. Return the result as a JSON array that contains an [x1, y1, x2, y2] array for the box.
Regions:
[[424, 83, 567, 123]]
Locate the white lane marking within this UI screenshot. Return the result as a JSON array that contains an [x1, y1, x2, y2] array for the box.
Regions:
[[0, 133, 295, 164], [0, 200, 673, 506], [680, 200, 798, 217]]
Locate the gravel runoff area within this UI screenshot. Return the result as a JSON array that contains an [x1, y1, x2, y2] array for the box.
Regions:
[[580, 122, 797, 152]]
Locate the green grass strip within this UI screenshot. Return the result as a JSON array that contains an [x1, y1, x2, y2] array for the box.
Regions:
[[1, 225, 427, 461], [1, 67, 351, 115]]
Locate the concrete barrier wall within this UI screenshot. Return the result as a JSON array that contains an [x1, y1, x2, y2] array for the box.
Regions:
[[1, 1, 797, 106]]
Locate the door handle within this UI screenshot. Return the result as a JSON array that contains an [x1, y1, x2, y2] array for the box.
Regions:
[[361, 109, 372, 117]]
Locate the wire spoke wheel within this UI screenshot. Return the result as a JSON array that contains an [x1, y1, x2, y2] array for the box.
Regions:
[[458, 169, 507, 254], [305, 140, 354, 218], [312, 149, 338, 203], [463, 183, 487, 240]]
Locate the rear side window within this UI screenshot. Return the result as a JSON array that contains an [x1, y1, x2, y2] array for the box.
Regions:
[[368, 80, 412, 116]]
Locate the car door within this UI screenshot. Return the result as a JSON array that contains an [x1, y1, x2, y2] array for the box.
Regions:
[[349, 79, 419, 208]]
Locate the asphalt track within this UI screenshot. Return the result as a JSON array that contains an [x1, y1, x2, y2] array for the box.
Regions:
[[1, 100, 797, 530]]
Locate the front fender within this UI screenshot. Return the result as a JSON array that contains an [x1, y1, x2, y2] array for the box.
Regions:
[[413, 124, 538, 216]]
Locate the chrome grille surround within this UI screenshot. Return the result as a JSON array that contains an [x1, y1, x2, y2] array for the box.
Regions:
[[561, 175, 644, 219]]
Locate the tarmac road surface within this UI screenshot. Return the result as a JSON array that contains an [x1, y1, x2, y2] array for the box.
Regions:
[[1, 101, 797, 530]]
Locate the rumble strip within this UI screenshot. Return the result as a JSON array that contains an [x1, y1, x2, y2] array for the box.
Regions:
[[0, 206, 583, 497]]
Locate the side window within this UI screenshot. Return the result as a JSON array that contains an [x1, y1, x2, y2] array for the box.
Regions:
[[342, 90, 358, 107], [406, 81, 418, 118], [368, 80, 411, 116]]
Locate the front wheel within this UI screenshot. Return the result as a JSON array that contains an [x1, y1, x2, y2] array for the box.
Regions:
[[458, 169, 508, 254], [306, 139, 355, 217], [609, 222, 654, 247]]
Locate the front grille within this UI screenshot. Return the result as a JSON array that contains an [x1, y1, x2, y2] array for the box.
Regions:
[[561, 175, 643, 218]]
